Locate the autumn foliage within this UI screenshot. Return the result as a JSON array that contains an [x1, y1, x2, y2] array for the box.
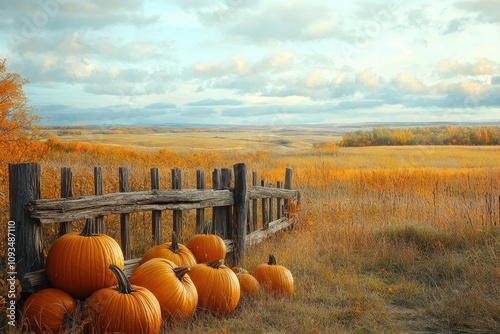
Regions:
[[0, 59, 45, 163], [341, 125, 500, 146]]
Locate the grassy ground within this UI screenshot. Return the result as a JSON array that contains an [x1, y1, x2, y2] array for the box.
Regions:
[[1, 128, 499, 333]]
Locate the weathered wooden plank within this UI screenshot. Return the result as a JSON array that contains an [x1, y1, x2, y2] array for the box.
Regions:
[[221, 168, 232, 239], [28, 186, 296, 212], [284, 167, 293, 212], [261, 179, 269, 229], [58, 167, 73, 236], [172, 168, 183, 238], [28, 189, 235, 224], [277, 181, 283, 218], [248, 186, 297, 199], [9, 163, 44, 280], [245, 217, 295, 247], [119, 167, 131, 260], [196, 170, 205, 233], [232, 163, 248, 265], [212, 168, 223, 235], [94, 166, 105, 233], [151, 168, 162, 245], [251, 171, 258, 232]]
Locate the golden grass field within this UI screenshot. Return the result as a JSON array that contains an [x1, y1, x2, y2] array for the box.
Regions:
[[2, 126, 499, 333]]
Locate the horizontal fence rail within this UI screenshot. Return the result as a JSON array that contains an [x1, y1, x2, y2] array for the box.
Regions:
[[26, 188, 297, 224], [8, 162, 300, 295]]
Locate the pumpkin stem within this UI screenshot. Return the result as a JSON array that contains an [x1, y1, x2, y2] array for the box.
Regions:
[[173, 266, 190, 281], [206, 259, 224, 269], [80, 218, 96, 236], [268, 254, 277, 266], [109, 264, 134, 294], [169, 231, 180, 253]]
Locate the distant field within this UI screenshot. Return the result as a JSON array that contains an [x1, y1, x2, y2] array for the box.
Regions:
[[40, 125, 344, 151]]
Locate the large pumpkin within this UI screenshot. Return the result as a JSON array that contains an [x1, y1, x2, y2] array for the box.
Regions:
[[45, 218, 124, 299], [21, 288, 76, 334], [253, 254, 294, 296], [141, 231, 196, 267], [186, 226, 226, 263], [84, 264, 162, 334], [188, 259, 240, 315], [130, 258, 198, 322]]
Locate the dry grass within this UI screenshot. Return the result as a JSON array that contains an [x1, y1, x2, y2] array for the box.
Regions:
[[1, 128, 499, 333]]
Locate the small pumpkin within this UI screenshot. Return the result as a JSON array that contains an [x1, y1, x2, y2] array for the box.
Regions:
[[46, 218, 124, 299], [188, 259, 240, 315], [130, 258, 198, 322], [186, 225, 226, 263], [21, 288, 76, 334], [232, 267, 260, 296], [84, 264, 162, 334], [141, 231, 196, 267], [253, 254, 294, 296]]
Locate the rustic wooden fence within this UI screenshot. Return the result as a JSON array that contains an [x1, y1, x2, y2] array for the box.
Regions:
[[9, 162, 300, 294]]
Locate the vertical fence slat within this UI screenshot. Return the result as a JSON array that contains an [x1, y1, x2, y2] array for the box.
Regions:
[[221, 168, 232, 239], [261, 179, 269, 229], [172, 168, 183, 238], [277, 181, 283, 218], [151, 168, 162, 245], [268, 183, 274, 223], [212, 168, 223, 235], [58, 167, 73, 236], [94, 167, 104, 234], [252, 171, 258, 231], [196, 170, 205, 233], [232, 163, 248, 266], [9, 163, 44, 279], [119, 167, 131, 260], [284, 167, 293, 215]]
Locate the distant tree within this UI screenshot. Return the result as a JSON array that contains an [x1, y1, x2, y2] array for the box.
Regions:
[[340, 125, 500, 147], [0, 59, 44, 163]]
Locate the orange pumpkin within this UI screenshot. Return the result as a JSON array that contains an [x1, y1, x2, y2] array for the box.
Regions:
[[22, 288, 76, 334], [232, 267, 260, 296], [186, 227, 226, 263], [188, 259, 240, 315], [45, 218, 124, 299], [130, 258, 198, 322], [253, 254, 294, 296], [84, 264, 162, 334], [141, 231, 196, 267]]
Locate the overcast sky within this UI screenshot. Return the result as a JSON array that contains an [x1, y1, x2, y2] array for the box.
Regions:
[[1, 0, 499, 126]]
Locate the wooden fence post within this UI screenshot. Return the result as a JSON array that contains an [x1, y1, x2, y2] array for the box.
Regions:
[[212, 168, 223, 235], [58, 167, 73, 236], [261, 178, 269, 228], [119, 167, 131, 260], [8, 163, 44, 279], [94, 167, 104, 234], [232, 163, 248, 265], [251, 171, 258, 231], [269, 184, 274, 223], [151, 168, 162, 245], [172, 168, 182, 238], [277, 181, 283, 218], [222, 168, 232, 239], [196, 170, 205, 233], [284, 167, 293, 213]]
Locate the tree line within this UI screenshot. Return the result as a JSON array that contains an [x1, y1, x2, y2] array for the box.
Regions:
[[340, 125, 500, 147]]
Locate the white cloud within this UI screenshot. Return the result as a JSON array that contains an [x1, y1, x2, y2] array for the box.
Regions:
[[393, 73, 426, 93], [355, 71, 381, 89], [437, 58, 496, 77]]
